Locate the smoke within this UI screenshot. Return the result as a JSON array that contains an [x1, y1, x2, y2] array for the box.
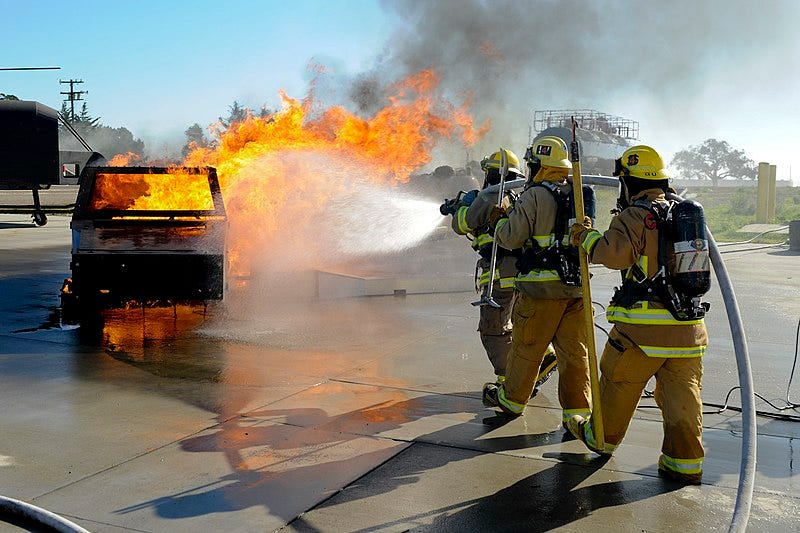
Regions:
[[364, 0, 800, 163]]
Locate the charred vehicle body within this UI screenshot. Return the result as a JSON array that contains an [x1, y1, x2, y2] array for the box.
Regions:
[[61, 166, 227, 320]]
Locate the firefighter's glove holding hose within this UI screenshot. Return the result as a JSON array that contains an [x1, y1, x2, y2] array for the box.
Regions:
[[488, 205, 507, 229], [569, 216, 594, 247]]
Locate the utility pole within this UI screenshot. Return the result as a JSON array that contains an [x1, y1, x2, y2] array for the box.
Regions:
[[59, 78, 87, 121]]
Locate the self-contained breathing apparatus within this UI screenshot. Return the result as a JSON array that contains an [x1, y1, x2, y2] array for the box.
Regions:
[[515, 182, 596, 286], [611, 198, 711, 321]]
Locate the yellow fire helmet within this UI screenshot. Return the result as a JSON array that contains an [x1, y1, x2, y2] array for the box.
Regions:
[[528, 136, 571, 169], [614, 145, 668, 180], [480, 148, 522, 176]]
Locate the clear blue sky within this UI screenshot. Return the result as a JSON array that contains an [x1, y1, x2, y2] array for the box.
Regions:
[[4, 1, 799, 184], [3, 0, 390, 148]]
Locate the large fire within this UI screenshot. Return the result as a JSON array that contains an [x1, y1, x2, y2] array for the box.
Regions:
[[104, 69, 488, 277]]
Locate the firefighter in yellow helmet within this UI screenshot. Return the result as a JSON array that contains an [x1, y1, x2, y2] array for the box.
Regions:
[[476, 136, 592, 426], [568, 145, 710, 485], [447, 148, 556, 389]]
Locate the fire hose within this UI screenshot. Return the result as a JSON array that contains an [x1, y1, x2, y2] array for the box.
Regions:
[[0, 495, 91, 532], [482, 174, 756, 533]]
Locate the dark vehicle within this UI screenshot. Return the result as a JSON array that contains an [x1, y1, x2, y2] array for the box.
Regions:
[[61, 166, 227, 320], [0, 100, 104, 225]]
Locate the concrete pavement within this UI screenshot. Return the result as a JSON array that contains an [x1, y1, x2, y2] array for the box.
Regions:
[[0, 213, 799, 532]]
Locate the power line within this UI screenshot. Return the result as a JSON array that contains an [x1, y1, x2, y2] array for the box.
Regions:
[[59, 79, 88, 120], [0, 66, 61, 71]]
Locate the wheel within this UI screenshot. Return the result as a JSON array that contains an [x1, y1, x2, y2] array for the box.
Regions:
[[32, 211, 47, 226]]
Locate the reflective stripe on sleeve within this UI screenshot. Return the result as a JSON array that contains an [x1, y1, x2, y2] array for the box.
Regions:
[[456, 206, 471, 233], [472, 233, 493, 248], [581, 229, 602, 255]]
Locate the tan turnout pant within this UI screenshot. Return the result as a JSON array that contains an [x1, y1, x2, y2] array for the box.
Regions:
[[478, 286, 515, 376], [503, 294, 591, 416], [599, 328, 704, 464]]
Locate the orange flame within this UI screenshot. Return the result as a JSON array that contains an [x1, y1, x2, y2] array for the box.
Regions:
[[183, 69, 486, 277], [92, 69, 487, 279], [89, 170, 215, 211], [108, 152, 143, 167]]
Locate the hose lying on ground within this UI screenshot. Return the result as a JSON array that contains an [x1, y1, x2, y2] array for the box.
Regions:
[[0, 495, 91, 532]]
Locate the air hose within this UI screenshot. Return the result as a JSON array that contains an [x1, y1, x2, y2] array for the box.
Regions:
[[709, 230, 756, 532], [0, 495, 91, 532], [667, 192, 756, 533]]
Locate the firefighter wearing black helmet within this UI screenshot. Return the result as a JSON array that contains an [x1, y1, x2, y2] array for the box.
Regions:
[[568, 145, 709, 485]]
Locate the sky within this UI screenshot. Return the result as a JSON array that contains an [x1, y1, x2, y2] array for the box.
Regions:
[[3, 0, 799, 184]]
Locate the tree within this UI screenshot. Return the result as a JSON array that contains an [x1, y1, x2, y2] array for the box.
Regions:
[[181, 123, 210, 158], [0, 93, 19, 100], [89, 125, 145, 160], [670, 138, 757, 186], [60, 101, 100, 136], [218, 101, 250, 130], [58, 101, 144, 159]]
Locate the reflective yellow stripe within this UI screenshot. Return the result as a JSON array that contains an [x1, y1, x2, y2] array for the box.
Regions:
[[585, 419, 618, 455], [562, 408, 591, 423], [456, 206, 471, 233], [516, 270, 561, 282], [659, 454, 703, 475], [532, 234, 553, 247], [581, 229, 601, 254], [639, 344, 706, 358], [607, 301, 703, 326], [498, 386, 525, 414], [498, 277, 516, 289], [495, 218, 509, 232], [472, 233, 493, 248], [478, 270, 515, 289]]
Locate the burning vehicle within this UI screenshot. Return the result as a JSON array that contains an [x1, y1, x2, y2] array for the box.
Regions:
[[60, 166, 227, 320]]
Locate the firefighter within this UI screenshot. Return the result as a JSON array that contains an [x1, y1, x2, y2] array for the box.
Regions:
[[478, 136, 591, 425], [567, 145, 709, 485], [450, 148, 545, 386]]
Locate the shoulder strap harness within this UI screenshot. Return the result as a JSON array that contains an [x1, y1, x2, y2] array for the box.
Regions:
[[612, 199, 708, 321]]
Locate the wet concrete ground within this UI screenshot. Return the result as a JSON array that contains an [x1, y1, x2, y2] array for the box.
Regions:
[[1, 213, 799, 532]]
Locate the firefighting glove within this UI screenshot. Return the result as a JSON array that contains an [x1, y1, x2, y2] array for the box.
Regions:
[[461, 189, 479, 207], [569, 216, 593, 247], [488, 205, 507, 229]]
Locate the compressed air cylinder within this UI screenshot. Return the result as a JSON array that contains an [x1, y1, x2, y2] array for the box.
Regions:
[[569, 185, 597, 222], [671, 199, 711, 297]]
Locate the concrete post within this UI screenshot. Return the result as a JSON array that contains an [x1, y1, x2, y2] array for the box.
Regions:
[[767, 164, 777, 222], [756, 162, 770, 223], [790, 220, 800, 252]]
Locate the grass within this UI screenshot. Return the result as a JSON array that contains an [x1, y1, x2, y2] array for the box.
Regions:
[[591, 185, 800, 244]]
